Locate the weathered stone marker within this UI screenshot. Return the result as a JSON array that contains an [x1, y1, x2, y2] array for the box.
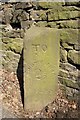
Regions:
[[24, 26, 59, 111]]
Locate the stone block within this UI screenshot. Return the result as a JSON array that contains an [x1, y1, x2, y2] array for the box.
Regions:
[[2, 37, 23, 54], [59, 77, 79, 90], [35, 21, 47, 27], [48, 10, 79, 21], [35, 21, 57, 28], [2, 30, 24, 38], [65, 2, 80, 6], [59, 69, 69, 78], [46, 22, 57, 28], [68, 50, 80, 65], [62, 42, 73, 50], [14, 2, 32, 10], [74, 44, 80, 51], [60, 47, 67, 62], [37, 2, 65, 9], [60, 29, 79, 45], [24, 26, 59, 111], [12, 9, 29, 23], [2, 51, 20, 72], [30, 10, 47, 21], [57, 20, 79, 29], [59, 62, 77, 72], [48, 10, 59, 21]]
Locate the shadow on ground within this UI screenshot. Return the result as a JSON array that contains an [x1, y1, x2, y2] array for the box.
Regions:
[[17, 49, 24, 107]]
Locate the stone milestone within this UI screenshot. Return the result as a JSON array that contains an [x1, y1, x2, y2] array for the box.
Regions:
[[24, 26, 59, 111]]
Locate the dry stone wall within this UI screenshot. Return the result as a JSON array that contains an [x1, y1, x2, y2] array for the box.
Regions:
[[0, 1, 80, 101]]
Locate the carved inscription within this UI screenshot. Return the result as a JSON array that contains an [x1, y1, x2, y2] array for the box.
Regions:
[[32, 44, 47, 54], [42, 44, 47, 52], [26, 61, 55, 81], [35, 69, 42, 80], [32, 44, 40, 52]]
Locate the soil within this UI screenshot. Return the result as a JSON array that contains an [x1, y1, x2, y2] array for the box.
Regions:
[[1, 69, 80, 118]]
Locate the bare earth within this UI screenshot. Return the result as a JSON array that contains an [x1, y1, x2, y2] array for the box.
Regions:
[[1, 69, 79, 118]]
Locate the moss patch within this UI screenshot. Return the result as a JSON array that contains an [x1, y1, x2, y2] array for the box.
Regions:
[[58, 20, 79, 29], [68, 50, 80, 65], [48, 10, 79, 21], [59, 77, 79, 90], [37, 2, 65, 9], [2, 51, 20, 72], [60, 29, 79, 45], [2, 37, 23, 54]]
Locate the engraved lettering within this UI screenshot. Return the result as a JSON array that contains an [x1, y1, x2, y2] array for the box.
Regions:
[[36, 76, 41, 80], [32, 44, 47, 53], [32, 44, 40, 52], [35, 69, 41, 80], [42, 44, 47, 52]]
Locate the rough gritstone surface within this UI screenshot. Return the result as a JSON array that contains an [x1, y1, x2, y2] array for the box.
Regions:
[[24, 27, 60, 111]]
